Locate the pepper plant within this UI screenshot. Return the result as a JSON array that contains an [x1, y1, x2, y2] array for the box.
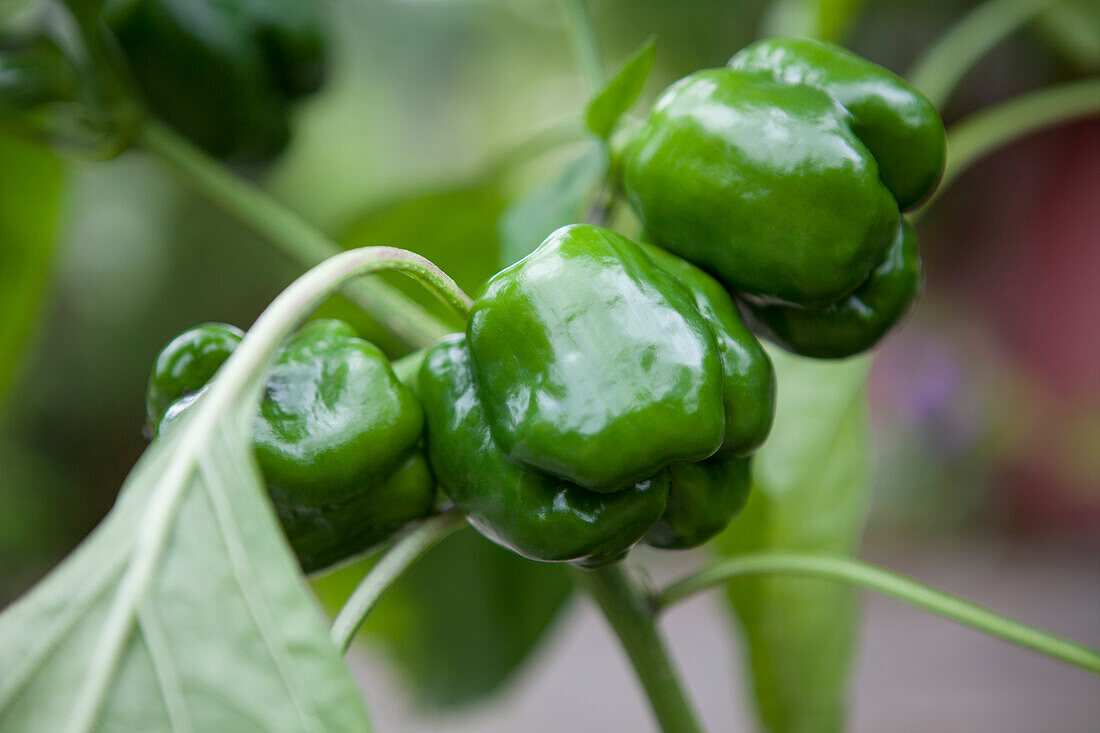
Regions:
[[1, 0, 1098, 731]]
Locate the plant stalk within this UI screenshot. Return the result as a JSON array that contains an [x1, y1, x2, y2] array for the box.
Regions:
[[137, 119, 452, 349], [655, 552, 1100, 674], [907, 0, 1064, 109], [940, 79, 1100, 193], [570, 564, 706, 733], [563, 0, 605, 93]]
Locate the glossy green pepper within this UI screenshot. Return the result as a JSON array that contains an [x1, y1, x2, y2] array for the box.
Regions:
[[105, 0, 326, 162], [148, 319, 434, 572], [418, 334, 669, 567], [467, 223, 727, 491], [620, 37, 943, 357], [421, 224, 774, 562]]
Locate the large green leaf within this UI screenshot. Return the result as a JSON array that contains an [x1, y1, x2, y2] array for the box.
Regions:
[[718, 348, 872, 732], [0, 281, 372, 731], [316, 526, 573, 707], [0, 133, 62, 408]]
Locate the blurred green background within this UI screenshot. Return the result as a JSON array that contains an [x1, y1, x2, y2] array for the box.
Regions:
[[1, 0, 1097, 727]]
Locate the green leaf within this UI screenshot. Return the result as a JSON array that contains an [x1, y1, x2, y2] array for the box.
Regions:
[[316, 526, 573, 707], [718, 348, 872, 732], [0, 268, 373, 731], [0, 133, 62, 408], [584, 37, 656, 140], [335, 185, 506, 353], [498, 141, 608, 267], [762, 0, 868, 42]]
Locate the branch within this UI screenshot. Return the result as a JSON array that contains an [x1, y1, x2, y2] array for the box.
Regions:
[[654, 552, 1100, 674]]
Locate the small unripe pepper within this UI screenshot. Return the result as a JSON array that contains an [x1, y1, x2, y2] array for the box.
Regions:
[[147, 319, 434, 572]]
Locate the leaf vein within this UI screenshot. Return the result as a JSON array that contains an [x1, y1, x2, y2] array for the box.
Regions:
[[199, 447, 323, 732]]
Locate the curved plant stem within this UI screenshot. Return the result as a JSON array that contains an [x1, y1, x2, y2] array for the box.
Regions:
[[563, 0, 605, 92], [137, 119, 453, 349], [570, 564, 706, 733], [941, 79, 1100, 190], [331, 510, 466, 655], [907, 0, 1064, 109], [915, 78, 1100, 216], [654, 553, 1100, 674]]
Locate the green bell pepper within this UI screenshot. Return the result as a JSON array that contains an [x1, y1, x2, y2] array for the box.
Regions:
[[467, 223, 727, 491], [146, 321, 244, 432], [420, 224, 775, 561], [147, 319, 434, 572], [728, 37, 945, 211], [620, 37, 944, 358]]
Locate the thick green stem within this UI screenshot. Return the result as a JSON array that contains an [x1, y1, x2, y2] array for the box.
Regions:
[[331, 510, 465, 654], [655, 553, 1100, 674], [563, 0, 605, 93], [571, 564, 706, 733], [137, 119, 452, 349], [907, 0, 1064, 109]]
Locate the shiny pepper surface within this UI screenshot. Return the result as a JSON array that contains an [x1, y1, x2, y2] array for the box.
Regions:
[[106, 0, 325, 162], [729, 37, 945, 211], [421, 224, 775, 561], [468, 223, 727, 491], [145, 322, 244, 432], [744, 219, 923, 358], [148, 319, 434, 572], [418, 334, 670, 567], [621, 37, 943, 357], [646, 455, 752, 550]]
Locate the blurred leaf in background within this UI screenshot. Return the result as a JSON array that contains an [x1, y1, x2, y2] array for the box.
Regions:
[[334, 183, 507, 354], [0, 133, 62, 408], [498, 140, 607, 266], [719, 350, 872, 732], [315, 527, 573, 707], [762, 0, 868, 43]]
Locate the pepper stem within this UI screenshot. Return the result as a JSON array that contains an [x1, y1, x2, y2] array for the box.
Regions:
[[331, 510, 466, 655], [570, 564, 706, 733]]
